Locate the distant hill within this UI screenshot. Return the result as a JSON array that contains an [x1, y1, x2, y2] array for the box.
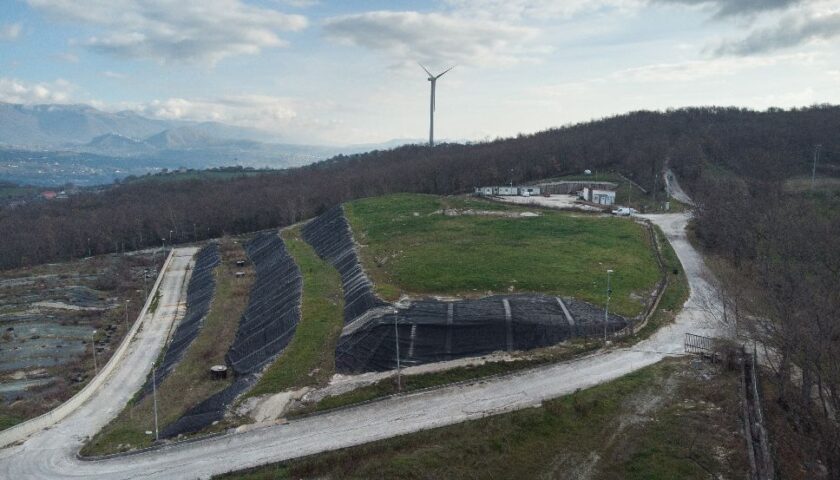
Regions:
[[0, 103, 172, 148], [0, 101, 438, 186], [145, 127, 214, 150], [85, 133, 155, 156]]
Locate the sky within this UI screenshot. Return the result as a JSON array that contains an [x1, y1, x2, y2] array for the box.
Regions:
[[0, 0, 839, 145]]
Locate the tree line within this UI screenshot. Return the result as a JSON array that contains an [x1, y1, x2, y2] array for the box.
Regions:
[[1, 105, 839, 270]]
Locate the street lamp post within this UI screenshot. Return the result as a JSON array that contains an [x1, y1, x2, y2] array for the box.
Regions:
[[169, 230, 173, 245], [394, 316, 402, 393], [152, 367, 159, 441], [604, 270, 614, 343], [124, 299, 130, 331], [91, 329, 98, 375]]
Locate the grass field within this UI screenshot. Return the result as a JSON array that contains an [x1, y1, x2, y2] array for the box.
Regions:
[[217, 357, 748, 480], [247, 226, 344, 397], [344, 194, 661, 317], [81, 238, 253, 456]]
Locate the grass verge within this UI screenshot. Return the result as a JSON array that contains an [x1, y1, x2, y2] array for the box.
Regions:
[[626, 225, 690, 340], [291, 343, 597, 416], [81, 238, 253, 456], [246, 226, 344, 397], [345, 193, 660, 317], [217, 357, 748, 480]]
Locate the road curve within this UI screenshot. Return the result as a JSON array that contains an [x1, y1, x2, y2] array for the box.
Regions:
[[0, 248, 198, 475], [0, 214, 718, 479]]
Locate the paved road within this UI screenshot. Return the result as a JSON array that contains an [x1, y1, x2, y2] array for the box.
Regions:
[[0, 213, 719, 479], [0, 248, 198, 476]]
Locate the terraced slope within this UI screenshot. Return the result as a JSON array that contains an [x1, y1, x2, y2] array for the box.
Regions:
[[303, 195, 660, 373]]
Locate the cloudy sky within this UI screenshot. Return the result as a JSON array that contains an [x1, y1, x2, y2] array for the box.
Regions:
[[1, 0, 839, 145]]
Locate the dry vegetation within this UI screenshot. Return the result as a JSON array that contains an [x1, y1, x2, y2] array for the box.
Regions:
[[219, 357, 748, 480], [81, 238, 253, 455]]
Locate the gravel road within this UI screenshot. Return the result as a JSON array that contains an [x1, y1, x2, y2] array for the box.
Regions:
[[0, 210, 719, 479]]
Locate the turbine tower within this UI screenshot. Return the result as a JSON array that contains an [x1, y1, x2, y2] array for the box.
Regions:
[[420, 64, 454, 148]]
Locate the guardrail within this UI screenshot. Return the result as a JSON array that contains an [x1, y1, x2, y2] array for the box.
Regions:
[[0, 249, 176, 449]]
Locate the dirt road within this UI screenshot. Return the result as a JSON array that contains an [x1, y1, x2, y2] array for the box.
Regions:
[[0, 209, 720, 479]]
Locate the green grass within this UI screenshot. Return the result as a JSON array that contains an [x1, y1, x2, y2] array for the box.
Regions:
[[81, 239, 253, 456], [0, 413, 23, 430], [345, 193, 661, 317], [247, 227, 345, 397], [629, 226, 690, 339], [217, 357, 748, 480]]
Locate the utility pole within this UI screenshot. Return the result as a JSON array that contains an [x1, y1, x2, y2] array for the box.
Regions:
[[91, 330, 98, 375], [152, 367, 159, 441], [811, 144, 822, 190], [604, 270, 613, 343], [394, 316, 402, 393], [124, 299, 130, 331]]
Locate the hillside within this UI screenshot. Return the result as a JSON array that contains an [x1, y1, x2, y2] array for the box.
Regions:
[[2, 105, 839, 270], [345, 194, 659, 317]]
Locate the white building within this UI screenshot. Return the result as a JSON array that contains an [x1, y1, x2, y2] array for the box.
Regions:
[[580, 187, 616, 205], [474, 186, 541, 196]]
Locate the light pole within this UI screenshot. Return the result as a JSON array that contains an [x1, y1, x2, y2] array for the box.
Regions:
[[604, 270, 613, 343], [394, 316, 402, 393], [811, 144, 822, 191], [91, 329, 98, 375], [124, 299, 130, 331], [168, 230, 173, 245], [152, 366, 159, 441]]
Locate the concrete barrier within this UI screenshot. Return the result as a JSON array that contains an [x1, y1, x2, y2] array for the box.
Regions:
[[0, 250, 176, 449]]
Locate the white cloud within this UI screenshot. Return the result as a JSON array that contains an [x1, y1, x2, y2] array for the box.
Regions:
[[0, 77, 74, 104], [54, 52, 79, 63], [534, 53, 817, 96], [714, 7, 840, 56], [26, 0, 307, 64], [652, 0, 806, 19], [140, 95, 297, 132], [274, 0, 318, 7], [323, 10, 545, 67], [0, 23, 22, 41], [444, 0, 642, 20], [101, 71, 126, 79]]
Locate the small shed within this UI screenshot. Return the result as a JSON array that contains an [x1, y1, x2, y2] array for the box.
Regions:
[[580, 187, 616, 205]]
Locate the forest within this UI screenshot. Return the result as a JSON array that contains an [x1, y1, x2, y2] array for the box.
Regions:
[[1, 105, 838, 270]]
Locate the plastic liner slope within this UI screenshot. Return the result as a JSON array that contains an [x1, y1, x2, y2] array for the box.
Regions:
[[301, 205, 388, 324], [335, 294, 627, 373], [161, 232, 302, 438], [139, 244, 220, 398], [301, 207, 628, 374]]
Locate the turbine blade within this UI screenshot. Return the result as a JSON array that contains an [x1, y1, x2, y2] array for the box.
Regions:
[[435, 65, 455, 79], [418, 63, 433, 78]]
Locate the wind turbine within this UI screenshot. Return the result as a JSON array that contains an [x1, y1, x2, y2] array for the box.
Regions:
[[420, 64, 454, 148]]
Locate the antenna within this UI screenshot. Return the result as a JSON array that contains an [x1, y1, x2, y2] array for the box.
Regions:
[[419, 64, 455, 148]]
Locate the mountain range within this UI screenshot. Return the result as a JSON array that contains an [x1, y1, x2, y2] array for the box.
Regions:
[[0, 102, 423, 186]]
